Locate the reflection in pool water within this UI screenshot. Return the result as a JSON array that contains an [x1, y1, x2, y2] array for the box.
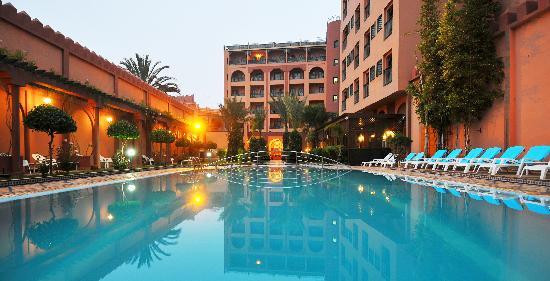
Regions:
[[0, 167, 549, 281]]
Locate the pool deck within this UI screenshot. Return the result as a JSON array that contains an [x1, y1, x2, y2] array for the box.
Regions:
[[0, 167, 198, 202], [354, 166, 550, 196], [0, 164, 548, 202]]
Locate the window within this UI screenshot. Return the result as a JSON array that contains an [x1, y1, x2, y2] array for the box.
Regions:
[[384, 4, 393, 39], [376, 59, 383, 76], [333, 95, 338, 101], [377, 15, 383, 32], [334, 59, 339, 65], [364, 31, 371, 59], [333, 40, 339, 48], [343, 0, 348, 18], [354, 43, 360, 69], [369, 66, 375, 81], [370, 24, 376, 39], [350, 16, 354, 29], [364, 0, 370, 20], [363, 71, 369, 98], [354, 5, 361, 31], [384, 52, 393, 86], [333, 77, 339, 84]]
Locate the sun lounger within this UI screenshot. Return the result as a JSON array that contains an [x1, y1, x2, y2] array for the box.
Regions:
[[361, 153, 393, 167], [406, 150, 447, 169], [520, 160, 550, 180], [426, 148, 462, 170], [402, 152, 425, 168], [488, 145, 550, 176], [475, 146, 525, 174], [434, 148, 484, 171], [450, 147, 501, 173]]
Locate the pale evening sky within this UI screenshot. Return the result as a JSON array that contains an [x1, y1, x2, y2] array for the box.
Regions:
[[6, 0, 340, 108]]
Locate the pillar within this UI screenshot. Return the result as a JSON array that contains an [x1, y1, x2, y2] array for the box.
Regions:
[[92, 105, 100, 169], [11, 85, 22, 174]]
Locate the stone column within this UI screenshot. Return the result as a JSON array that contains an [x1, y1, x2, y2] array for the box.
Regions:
[[92, 105, 100, 169], [11, 85, 22, 174]]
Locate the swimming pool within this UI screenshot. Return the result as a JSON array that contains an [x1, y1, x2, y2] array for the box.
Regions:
[[0, 166, 549, 281]]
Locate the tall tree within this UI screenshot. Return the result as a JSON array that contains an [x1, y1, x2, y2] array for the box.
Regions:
[[283, 96, 306, 131], [439, 0, 503, 148], [219, 98, 247, 156], [269, 96, 289, 133], [408, 0, 452, 151], [250, 109, 266, 137], [121, 54, 181, 94]]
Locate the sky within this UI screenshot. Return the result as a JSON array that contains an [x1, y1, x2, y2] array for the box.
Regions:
[[7, 0, 340, 108]]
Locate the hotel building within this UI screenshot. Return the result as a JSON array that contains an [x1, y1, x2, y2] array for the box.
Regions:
[[336, 0, 550, 153], [223, 20, 341, 153]]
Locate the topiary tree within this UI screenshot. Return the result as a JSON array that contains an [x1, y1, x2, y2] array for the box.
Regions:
[[24, 105, 77, 174], [151, 128, 175, 164], [107, 120, 140, 154]]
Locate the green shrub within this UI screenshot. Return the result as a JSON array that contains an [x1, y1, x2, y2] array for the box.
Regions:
[[112, 150, 130, 170], [249, 137, 269, 163], [217, 149, 227, 159], [387, 133, 412, 158]]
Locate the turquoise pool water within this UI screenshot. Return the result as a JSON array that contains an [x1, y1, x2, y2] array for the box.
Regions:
[[0, 167, 549, 281]]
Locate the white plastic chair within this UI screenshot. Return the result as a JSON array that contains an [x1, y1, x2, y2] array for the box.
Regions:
[[520, 161, 550, 180], [23, 160, 35, 174], [100, 155, 113, 169], [142, 155, 154, 165]]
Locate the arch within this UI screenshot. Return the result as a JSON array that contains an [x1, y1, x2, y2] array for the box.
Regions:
[[270, 69, 284, 80], [396, 102, 406, 115], [290, 68, 304, 80], [230, 70, 245, 82], [250, 69, 264, 81], [309, 67, 325, 79]]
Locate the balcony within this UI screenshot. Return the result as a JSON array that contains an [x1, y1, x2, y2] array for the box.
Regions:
[[251, 91, 265, 98], [290, 73, 304, 80], [383, 67, 392, 86], [308, 56, 326, 62], [271, 74, 284, 81], [229, 59, 247, 65], [268, 56, 286, 64], [384, 19, 393, 39], [270, 91, 284, 98], [310, 87, 325, 94], [231, 91, 245, 97], [251, 75, 264, 82], [288, 56, 306, 63], [231, 76, 245, 82], [289, 88, 305, 97], [248, 57, 266, 65]]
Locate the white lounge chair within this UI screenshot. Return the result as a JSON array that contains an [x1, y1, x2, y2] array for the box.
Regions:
[[142, 155, 154, 165], [486, 146, 550, 176], [520, 160, 550, 180], [22, 159, 35, 174], [100, 155, 113, 169], [362, 153, 393, 167]]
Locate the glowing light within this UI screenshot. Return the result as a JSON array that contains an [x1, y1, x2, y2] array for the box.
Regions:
[[255, 260, 262, 265], [254, 53, 263, 61], [127, 184, 136, 192], [332, 220, 337, 225], [370, 191, 376, 196], [382, 130, 396, 141], [206, 173, 212, 178], [206, 152, 212, 158], [370, 133, 376, 138], [357, 185, 365, 193], [194, 122, 202, 130], [357, 134, 365, 143], [194, 196, 202, 203], [106, 116, 113, 123], [268, 168, 283, 183], [332, 237, 338, 243], [126, 148, 136, 157], [385, 196, 390, 202], [107, 213, 114, 221], [43, 97, 53, 104]]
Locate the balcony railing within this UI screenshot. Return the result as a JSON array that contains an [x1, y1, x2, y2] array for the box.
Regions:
[[384, 19, 393, 39], [248, 58, 266, 64], [288, 56, 306, 63], [231, 92, 245, 97], [308, 56, 327, 62], [309, 73, 324, 79], [383, 67, 392, 86], [270, 91, 284, 98], [270, 74, 284, 80], [289, 90, 305, 96], [268, 57, 286, 64], [251, 91, 264, 98], [251, 75, 264, 81], [229, 59, 247, 65], [310, 87, 325, 94], [354, 90, 359, 104], [290, 74, 304, 80], [231, 77, 245, 82]]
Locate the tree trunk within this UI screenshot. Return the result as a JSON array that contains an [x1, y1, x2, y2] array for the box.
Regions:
[[464, 123, 471, 150], [424, 126, 429, 155], [48, 134, 54, 175]]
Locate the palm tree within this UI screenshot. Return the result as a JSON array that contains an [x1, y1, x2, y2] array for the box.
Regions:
[[269, 96, 289, 133], [284, 96, 306, 131], [219, 98, 248, 156], [120, 54, 180, 94], [249, 110, 266, 137]]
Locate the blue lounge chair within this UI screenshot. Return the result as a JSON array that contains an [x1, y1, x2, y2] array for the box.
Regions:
[[475, 146, 525, 174], [407, 150, 447, 169], [427, 148, 462, 170], [489, 145, 550, 176], [398, 152, 416, 167], [436, 147, 485, 171], [402, 152, 425, 168]]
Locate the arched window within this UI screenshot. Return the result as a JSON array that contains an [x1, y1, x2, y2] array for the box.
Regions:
[[231, 70, 245, 82], [270, 69, 284, 80], [289, 68, 304, 80], [250, 70, 264, 81], [309, 67, 325, 79]]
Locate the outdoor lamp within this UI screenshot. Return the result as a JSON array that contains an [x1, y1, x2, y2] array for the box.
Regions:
[[106, 116, 113, 123], [126, 148, 136, 158], [206, 151, 212, 158], [43, 97, 53, 104]]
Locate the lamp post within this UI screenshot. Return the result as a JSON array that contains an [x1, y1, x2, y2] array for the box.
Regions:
[[126, 148, 136, 169]]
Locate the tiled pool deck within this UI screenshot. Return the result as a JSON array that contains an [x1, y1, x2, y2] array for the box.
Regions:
[[354, 166, 550, 196], [0, 165, 548, 202]]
